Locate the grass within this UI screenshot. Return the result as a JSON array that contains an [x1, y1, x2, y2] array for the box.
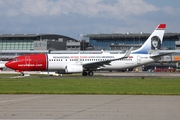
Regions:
[[0, 74, 180, 95]]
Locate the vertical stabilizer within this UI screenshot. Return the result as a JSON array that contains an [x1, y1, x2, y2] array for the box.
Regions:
[[132, 24, 166, 54]]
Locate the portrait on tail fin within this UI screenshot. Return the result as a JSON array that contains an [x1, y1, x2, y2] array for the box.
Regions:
[[151, 36, 161, 50]]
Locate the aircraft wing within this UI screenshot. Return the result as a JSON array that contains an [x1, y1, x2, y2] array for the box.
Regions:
[[83, 47, 133, 68]]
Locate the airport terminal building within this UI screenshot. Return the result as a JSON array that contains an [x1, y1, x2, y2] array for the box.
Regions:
[[0, 34, 90, 60], [0, 34, 81, 51], [1, 33, 180, 51], [85, 33, 180, 50]]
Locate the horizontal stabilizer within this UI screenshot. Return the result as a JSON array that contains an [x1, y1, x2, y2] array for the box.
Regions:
[[150, 52, 173, 58]]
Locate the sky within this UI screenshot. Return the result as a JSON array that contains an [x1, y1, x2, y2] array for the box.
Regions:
[[0, 0, 180, 40]]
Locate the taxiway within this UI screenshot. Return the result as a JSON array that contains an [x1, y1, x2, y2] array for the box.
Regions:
[[0, 95, 180, 119]]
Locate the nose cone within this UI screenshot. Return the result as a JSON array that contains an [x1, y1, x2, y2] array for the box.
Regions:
[[5, 61, 15, 70]]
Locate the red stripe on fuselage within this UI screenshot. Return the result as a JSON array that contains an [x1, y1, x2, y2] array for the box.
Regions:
[[5, 54, 47, 71]]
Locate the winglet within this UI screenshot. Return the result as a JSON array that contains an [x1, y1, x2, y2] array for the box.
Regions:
[[124, 47, 133, 58]]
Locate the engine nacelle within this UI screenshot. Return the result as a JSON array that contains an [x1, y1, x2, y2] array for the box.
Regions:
[[65, 65, 83, 73]]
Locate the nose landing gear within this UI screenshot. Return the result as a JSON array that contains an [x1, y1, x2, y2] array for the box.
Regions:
[[21, 72, 25, 76]]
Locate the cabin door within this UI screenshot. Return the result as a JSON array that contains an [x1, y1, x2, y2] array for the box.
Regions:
[[137, 55, 141, 64]]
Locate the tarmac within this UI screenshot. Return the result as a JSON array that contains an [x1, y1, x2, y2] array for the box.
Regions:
[[0, 95, 180, 120], [1, 70, 180, 78], [95, 71, 180, 78]]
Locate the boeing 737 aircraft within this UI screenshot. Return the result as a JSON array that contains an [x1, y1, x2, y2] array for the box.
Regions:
[[5, 24, 167, 76]]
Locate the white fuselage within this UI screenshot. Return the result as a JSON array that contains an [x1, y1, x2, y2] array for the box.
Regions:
[[47, 53, 154, 71]]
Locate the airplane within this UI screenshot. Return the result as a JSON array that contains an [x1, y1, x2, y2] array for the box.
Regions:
[[5, 24, 167, 76]]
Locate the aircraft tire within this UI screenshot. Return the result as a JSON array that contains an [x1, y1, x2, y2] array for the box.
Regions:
[[82, 71, 88, 76], [88, 71, 94, 76]]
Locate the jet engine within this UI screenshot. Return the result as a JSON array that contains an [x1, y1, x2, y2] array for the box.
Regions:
[[65, 65, 83, 73]]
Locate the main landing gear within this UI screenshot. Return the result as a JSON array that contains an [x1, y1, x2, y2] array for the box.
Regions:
[[82, 71, 94, 76]]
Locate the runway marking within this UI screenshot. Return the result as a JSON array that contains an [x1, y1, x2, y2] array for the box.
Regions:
[[0, 96, 41, 104]]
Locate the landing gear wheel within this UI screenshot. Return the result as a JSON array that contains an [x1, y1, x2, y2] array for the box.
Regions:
[[21, 73, 24, 76], [88, 71, 94, 76], [82, 71, 88, 76]]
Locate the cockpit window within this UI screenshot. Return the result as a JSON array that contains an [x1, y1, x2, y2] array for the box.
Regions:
[[13, 58, 19, 62]]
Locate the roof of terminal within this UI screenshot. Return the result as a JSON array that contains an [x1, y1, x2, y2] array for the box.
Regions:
[[0, 34, 78, 41], [85, 33, 180, 39]]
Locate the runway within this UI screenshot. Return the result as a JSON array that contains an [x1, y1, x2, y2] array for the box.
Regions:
[[0, 95, 180, 119]]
